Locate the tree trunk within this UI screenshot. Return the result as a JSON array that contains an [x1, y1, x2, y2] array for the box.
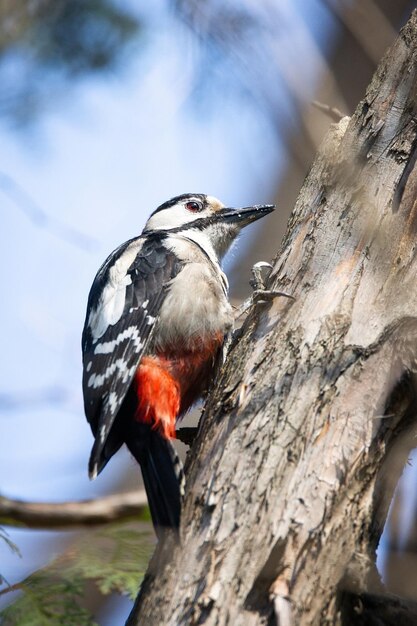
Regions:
[[128, 11, 417, 626]]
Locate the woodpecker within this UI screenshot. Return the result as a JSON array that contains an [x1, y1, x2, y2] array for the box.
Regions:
[[82, 193, 274, 537]]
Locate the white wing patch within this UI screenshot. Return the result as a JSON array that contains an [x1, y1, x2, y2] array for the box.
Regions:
[[106, 391, 119, 414], [94, 325, 144, 354], [88, 358, 137, 388], [99, 424, 107, 444], [88, 240, 143, 341]]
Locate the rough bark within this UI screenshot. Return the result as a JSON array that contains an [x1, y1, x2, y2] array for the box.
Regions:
[[128, 12, 417, 626]]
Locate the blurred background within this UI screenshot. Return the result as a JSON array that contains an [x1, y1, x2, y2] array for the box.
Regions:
[[0, 1, 416, 624]]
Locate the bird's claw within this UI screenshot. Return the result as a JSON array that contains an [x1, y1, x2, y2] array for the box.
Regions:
[[235, 262, 294, 320], [249, 261, 273, 291], [252, 289, 295, 305]]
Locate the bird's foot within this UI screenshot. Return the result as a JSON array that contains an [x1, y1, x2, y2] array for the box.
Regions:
[[249, 261, 274, 291], [235, 262, 294, 319]]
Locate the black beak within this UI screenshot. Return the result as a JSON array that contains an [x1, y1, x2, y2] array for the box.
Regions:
[[216, 204, 275, 227]]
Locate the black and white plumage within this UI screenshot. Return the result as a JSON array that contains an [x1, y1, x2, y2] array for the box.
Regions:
[[82, 235, 182, 478], [82, 193, 274, 536]]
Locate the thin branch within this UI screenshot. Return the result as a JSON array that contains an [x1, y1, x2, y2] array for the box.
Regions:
[[0, 491, 148, 529], [0, 582, 23, 598], [0, 171, 99, 252], [311, 100, 347, 122]]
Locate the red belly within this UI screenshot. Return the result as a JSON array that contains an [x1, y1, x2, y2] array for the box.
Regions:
[[133, 335, 223, 439]]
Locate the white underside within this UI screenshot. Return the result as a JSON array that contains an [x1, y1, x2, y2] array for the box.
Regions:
[[158, 236, 233, 349]]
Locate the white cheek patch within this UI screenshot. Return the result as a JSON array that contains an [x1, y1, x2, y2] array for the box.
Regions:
[[144, 205, 211, 231]]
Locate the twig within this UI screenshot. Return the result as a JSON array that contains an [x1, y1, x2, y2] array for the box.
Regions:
[[0, 582, 23, 598], [0, 491, 148, 529], [0, 171, 99, 252], [312, 100, 346, 122]]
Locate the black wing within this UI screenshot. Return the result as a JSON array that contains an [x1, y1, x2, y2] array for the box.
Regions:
[[82, 234, 182, 478]]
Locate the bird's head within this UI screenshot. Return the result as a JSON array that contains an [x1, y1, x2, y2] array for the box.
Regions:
[[143, 193, 274, 260]]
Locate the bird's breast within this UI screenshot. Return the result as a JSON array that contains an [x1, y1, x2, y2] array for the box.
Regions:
[[155, 262, 233, 351]]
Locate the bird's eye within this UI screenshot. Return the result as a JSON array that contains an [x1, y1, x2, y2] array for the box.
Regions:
[[185, 200, 203, 213]]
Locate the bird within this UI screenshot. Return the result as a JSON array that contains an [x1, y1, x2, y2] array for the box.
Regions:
[[82, 193, 274, 537]]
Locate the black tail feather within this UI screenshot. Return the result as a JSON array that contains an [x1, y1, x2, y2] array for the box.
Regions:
[[126, 423, 184, 538]]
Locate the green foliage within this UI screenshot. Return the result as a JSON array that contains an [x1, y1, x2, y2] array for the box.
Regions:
[[0, 572, 96, 626], [0, 522, 154, 626], [72, 523, 153, 599]]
